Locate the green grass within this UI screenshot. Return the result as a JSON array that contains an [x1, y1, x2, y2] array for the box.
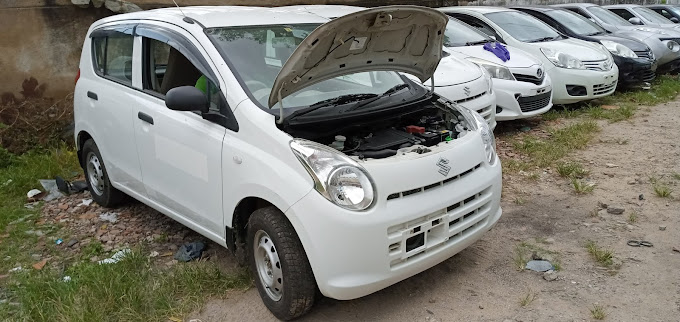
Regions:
[[513, 197, 526, 205], [557, 162, 589, 178], [653, 183, 673, 198], [513, 121, 600, 168], [513, 241, 562, 271], [519, 290, 537, 307], [590, 304, 607, 320], [585, 241, 614, 267], [4, 250, 252, 321], [571, 178, 595, 194], [627, 211, 639, 224], [672, 172, 680, 181], [598, 75, 680, 106]]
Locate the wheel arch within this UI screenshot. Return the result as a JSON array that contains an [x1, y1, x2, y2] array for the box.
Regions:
[[76, 130, 94, 168]]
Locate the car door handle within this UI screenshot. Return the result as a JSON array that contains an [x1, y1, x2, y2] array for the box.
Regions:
[[138, 112, 154, 125], [87, 91, 98, 100]]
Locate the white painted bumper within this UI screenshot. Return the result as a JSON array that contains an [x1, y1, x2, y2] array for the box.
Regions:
[[549, 65, 619, 105], [286, 132, 502, 300], [494, 74, 553, 121]]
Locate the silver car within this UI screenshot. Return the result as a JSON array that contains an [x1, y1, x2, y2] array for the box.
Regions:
[[555, 3, 680, 73]]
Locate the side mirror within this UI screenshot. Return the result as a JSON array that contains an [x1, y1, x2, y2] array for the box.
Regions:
[[671, 17, 679, 23], [165, 86, 209, 113], [629, 17, 643, 25]]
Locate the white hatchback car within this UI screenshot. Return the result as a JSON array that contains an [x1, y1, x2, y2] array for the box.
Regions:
[[75, 6, 502, 320], [442, 7, 619, 105]]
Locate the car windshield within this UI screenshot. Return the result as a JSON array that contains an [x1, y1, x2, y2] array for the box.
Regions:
[[484, 11, 560, 42], [205, 24, 407, 109], [588, 6, 632, 26], [634, 7, 675, 24], [668, 6, 680, 16], [546, 9, 605, 36], [443, 17, 491, 47]]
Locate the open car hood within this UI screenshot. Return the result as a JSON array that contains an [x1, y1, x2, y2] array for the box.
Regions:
[[268, 5, 448, 108]]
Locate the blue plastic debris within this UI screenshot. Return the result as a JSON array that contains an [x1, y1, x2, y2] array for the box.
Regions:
[[483, 42, 510, 62], [55, 239, 63, 245]]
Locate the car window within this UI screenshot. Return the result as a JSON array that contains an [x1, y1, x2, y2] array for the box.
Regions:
[[652, 8, 673, 19], [545, 9, 605, 36], [484, 11, 560, 42], [143, 38, 221, 113], [443, 17, 492, 47], [92, 31, 134, 85], [205, 24, 407, 109], [588, 7, 632, 26], [609, 9, 636, 21], [633, 7, 674, 24], [449, 14, 502, 41]]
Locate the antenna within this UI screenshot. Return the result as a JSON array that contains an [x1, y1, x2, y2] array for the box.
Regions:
[[171, 0, 194, 24]]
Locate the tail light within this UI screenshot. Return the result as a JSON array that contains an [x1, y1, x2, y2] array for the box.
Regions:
[[75, 69, 80, 85]]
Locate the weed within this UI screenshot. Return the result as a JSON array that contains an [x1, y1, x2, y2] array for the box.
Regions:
[[627, 211, 638, 224], [519, 291, 537, 307], [502, 159, 531, 173], [513, 197, 526, 205], [514, 121, 600, 167], [514, 242, 561, 271], [527, 172, 540, 181], [513, 244, 530, 270], [672, 172, 680, 181], [589, 208, 600, 218], [571, 178, 595, 194], [590, 305, 607, 320], [653, 183, 673, 198], [557, 162, 589, 178], [585, 240, 614, 267]]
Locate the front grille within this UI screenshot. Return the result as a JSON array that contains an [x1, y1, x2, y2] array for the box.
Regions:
[[476, 105, 493, 123], [583, 59, 612, 71], [387, 186, 493, 269], [593, 81, 617, 95], [513, 73, 544, 85], [641, 69, 656, 82], [453, 91, 486, 104], [517, 91, 552, 113], [386, 163, 482, 201], [634, 50, 653, 60]]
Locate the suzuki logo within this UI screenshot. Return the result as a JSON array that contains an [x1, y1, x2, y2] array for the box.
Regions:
[[436, 158, 451, 176], [536, 68, 543, 78], [463, 86, 471, 96]]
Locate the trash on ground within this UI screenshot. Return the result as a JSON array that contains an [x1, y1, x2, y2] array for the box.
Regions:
[[149, 251, 159, 258], [32, 259, 47, 270], [66, 239, 78, 247], [80, 199, 93, 206], [55, 176, 88, 195], [62, 276, 72, 282], [525, 260, 554, 272], [55, 238, 63, 245], [27, 189, 44, 201], [39, 179, 65, 201], [627, 240, 653, 247], [174, 242, 205, 262], [24, 202, 39, 209], [99, 212, 119, 223], [25, 230, 45, 237], [8, 266, 22, 273], [98, 249, 131, 265]]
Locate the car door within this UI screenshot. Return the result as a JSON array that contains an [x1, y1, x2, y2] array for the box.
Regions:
[[131, 24, 228, 239], [84, 25, 145, 194]]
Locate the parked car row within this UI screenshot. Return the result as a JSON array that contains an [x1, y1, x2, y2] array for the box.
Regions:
[[74, 4, 680, 321]]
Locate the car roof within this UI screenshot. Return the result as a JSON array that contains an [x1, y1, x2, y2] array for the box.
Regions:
[[92, 6, 328, 29], [511, 6, 556, 13], [604, 4, 641, 9], [439, 6, 515, 14], [554, 3, 598, 8]]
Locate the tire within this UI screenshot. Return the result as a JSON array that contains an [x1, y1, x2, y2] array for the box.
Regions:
[[81, 139, 126, 207], [247, 206, 316, 320]]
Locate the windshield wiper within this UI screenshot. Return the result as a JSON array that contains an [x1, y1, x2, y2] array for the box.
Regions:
[[345, 83, 411, 112], [529, 36, 559, 42], [586, 31, 604, 36], [284, 93, 379, 120], [466, 40, 490, 46]]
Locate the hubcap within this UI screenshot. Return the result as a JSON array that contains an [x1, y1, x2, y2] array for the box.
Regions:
[[86, 152, 105, 196], [254, 230, 283, 301]]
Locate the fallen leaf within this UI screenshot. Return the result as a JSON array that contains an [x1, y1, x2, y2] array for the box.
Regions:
[[32, 259, 47, 270], [168, 317, 182, 322], [601, 105, 620, 110], [161, 252, 174, 257]]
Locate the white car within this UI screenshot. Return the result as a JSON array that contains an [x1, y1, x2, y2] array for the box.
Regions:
[[443, 17, 552, 121], [287, 4, 497, 129], [74, 6, 502, 320], [441, 6, 619, 105]]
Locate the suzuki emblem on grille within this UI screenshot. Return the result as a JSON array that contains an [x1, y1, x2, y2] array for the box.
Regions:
[[463, 86, 471, 96], [536, 68, 543, 78], [436, 158, 451, 176]]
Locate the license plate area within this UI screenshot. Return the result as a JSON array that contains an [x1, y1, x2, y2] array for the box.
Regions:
[[399, 214, 449, 258]]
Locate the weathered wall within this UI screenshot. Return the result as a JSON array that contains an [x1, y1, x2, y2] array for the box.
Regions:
[[0, 0, 676, 100]]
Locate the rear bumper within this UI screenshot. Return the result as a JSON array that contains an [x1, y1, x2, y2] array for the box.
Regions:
[[614, 55, 656, 87]]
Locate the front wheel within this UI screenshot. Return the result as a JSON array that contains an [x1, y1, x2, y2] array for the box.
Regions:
[[247, 207, 316, 320]]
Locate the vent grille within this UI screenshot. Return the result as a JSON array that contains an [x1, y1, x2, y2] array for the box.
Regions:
[[593, 81, 617, 95], [517, 91, 551, 113], [387, 164, 482, 201], [513, 73, 544, 85]]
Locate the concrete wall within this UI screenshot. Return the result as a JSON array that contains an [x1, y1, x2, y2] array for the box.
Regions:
[[0, 0, 676, 100]]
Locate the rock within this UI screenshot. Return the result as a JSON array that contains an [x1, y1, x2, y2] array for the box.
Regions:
[[525, 260, 553, 272], [105, 0, 142, 13], [544, 238, 555, 244], [67, 239, 78, 247], [605, 163, 619, 168], [91, 0, 105, 7], [626, 225, 635, 230], [583, 222, 593, 227], [543, 270, 558, 281], [598, 201, 608, 209], [149, 251, 159, 258], [627, 180, 636, 185], [607, 207, 625, 215], [639, 194, 645, 200], [659, 225, 667, 231]]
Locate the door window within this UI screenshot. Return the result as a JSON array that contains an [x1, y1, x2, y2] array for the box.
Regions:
[[91, 31, 134, 85], [652, 8, 673, 19], [609, 9, 636, 21]]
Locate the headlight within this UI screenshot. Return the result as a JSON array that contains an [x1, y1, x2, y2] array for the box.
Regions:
[[600, 40, 637, 58], [663, 40, 680, 52], [466, 57, 515, 81], [290, 139, 374, 211], [461, 108, 497, 164], [541, 48, 585, 69]]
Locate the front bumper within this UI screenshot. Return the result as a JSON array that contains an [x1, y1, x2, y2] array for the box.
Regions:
[[614, 55, 656, 87], [286, 133, 502, 300], [494, 75, 553, 121], [548, 65, 619, 105], [434, 79, 497, 130], [658, 57, 680, 74]]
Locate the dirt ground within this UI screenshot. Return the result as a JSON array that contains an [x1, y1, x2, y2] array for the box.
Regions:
[[183, 101, 680, 321]]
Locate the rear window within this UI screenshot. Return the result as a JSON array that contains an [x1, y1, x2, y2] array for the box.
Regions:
[[92, 31, 134, 85]]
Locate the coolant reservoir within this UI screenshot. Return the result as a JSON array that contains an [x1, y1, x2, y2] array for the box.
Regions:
[[330, 135, 346, 151]]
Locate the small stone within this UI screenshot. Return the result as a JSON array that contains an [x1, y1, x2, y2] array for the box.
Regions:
[[543, 270, 558, 281], [428, 298, 436, 304], [426, 309, 434, 315], [583, 223, 593, 227], [598, 201, 608, 209], [639, 194, 645, 200], [626, 225, 635, 230], [605, 163, 619, 168], [659, 225, 667, 231], [67, 239, 78, 247], [149, 251, 159, 258], [478, 305, 484, 309], [607, 207, 625, 215], [628, 180, 636, 185]]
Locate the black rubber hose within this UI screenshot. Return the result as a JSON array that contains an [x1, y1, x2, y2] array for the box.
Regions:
[[360, 149, 398, 158]]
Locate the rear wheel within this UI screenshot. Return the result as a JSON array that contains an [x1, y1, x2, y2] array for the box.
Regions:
[[247, 207, 316, 320], [81, 139, 126, 207]]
